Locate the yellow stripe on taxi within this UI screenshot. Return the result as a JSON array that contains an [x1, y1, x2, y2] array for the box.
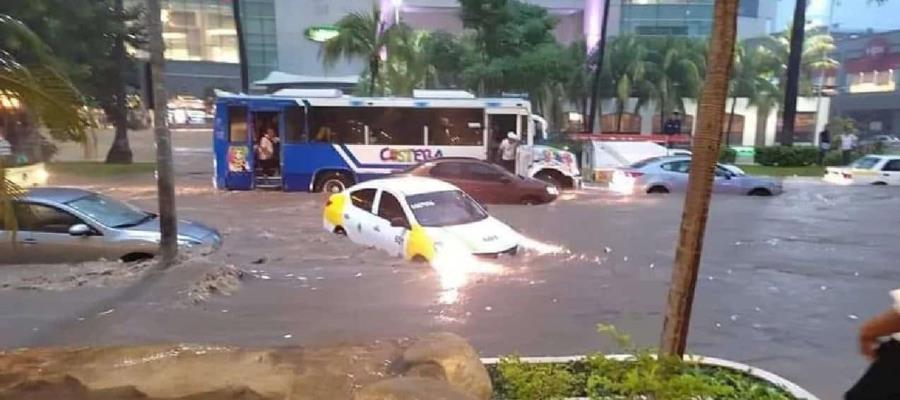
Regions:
[[404, 224, 435, 262], [324, 193, 345, 228]]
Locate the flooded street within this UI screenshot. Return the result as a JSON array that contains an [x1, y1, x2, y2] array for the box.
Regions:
[[2, 130, 900, 399]]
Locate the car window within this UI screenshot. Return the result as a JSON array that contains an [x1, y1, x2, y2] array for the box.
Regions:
[[464, 163, 506, 181], [631, 156, 666, 168], [714, 166, 731, 177], [851, 156, 881, 170], [66, 194, 149, 228], [430, 162, 464, 178], [407, 190, 488, 227], [882, 159, 900, 172], [350, 188, 377, 212], [661, 160, 690, 173], [16, 203, 83, 234], [377, 191, 408, 225]]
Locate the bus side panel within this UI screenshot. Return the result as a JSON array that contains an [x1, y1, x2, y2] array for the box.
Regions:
[[282, 143, 355, 192], [212, 103, 228, 189]]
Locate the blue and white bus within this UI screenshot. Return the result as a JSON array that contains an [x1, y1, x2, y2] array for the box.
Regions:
[[213, 89, 579, 192]]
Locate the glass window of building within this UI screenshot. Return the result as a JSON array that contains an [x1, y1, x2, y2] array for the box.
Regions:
[[160, 0, 239, 63]]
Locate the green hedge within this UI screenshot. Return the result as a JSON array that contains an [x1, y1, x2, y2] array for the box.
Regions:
[[719, 147, 737, 164], [754, 146, 818, 167]]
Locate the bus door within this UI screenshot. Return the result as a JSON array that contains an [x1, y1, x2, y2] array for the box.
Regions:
[[486, 109, 528, 162], [223, 105, 253, 190], [250, 108, 283, 189]]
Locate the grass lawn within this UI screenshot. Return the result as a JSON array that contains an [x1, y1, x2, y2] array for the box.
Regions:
[[47, 161, 157, 177], [737, 164, 825, 177]]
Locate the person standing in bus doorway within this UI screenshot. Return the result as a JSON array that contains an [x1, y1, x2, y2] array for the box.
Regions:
[[497, 131, 519, 173], [256, 128, 278, 177]]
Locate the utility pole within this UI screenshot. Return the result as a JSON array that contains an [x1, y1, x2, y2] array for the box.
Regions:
[[660, 0, 739, 357], [146, 0, 179, 266], [586, 0, 613, 134], [781, 0, 807, 146], [813, 0, 836, 146], [232, 0, 249, 92]]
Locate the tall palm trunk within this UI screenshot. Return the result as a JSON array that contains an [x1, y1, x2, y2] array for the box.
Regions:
[[660, 0, 739, 357], [725, 96, 737, 147], [105, 0, 133, 164], [586, 0, 613, 133], [368, 56, 379, 96], [147, 0, 178, 267], [781, 0, 806, 146], [755, 105, 768, 147], [616, 102, 624, 133]]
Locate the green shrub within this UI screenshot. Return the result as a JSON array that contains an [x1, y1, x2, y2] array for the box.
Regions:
[[754, 146, 817, 167], [493, 324, 798, 400], [719, 147, 737, 164]]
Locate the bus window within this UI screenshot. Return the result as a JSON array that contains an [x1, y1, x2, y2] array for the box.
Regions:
[[284, 106, 306, 143], [361, 107, 427, 145], [310, 107, 365, 144], [427, 108, 483, 146], [228, 106, 248, 143]]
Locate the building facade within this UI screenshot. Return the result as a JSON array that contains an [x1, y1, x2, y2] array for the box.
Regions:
[[831, 29, 900, 136]]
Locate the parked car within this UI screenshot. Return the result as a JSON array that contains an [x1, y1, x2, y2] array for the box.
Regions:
[[860, 135, 900, 147], [824, 155, 900, 185], [0, 187, 221, 264], [322, 177, 521, 261], [610, 156, 782, 196], [397, 158, 559, 205]]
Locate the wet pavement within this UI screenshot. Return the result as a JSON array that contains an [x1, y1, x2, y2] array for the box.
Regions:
[[3, 129, 900, 399]]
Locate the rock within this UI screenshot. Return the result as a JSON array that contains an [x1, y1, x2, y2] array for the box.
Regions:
[[401, 333, 491, 400], [354, 377, 476, 400]]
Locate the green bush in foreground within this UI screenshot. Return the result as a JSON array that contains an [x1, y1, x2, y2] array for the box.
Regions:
[[493, 325, 797, 400]]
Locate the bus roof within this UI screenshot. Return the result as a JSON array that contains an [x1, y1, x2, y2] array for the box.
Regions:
[[215, 92, 531, 110]]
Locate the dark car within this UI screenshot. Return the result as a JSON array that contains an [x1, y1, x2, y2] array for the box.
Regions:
[[398, 158, 559, 205]]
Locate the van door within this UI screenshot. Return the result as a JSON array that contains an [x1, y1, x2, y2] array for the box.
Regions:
[[224, 105, 254, 190], [881, 159, 900, 184]]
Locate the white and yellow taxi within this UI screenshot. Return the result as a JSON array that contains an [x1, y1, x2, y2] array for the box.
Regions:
[[323, 176, 521, 261], [824, 155, 900, 186]]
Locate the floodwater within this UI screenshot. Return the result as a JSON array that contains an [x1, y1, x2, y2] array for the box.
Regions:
[[2, 129, 900, 399]]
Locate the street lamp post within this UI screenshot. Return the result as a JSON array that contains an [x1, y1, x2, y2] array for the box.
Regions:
[[391, 0, 403, 24]]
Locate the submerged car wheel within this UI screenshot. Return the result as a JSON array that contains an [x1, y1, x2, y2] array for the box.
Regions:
[[317, 172, 352, 193], [872, 181, 888, 186], [520, 196, 541, 205], [748, 188, 773, 196], [647, 186, 669, 194], [334, 226, 346, 235], [534, 171, 564, 190]]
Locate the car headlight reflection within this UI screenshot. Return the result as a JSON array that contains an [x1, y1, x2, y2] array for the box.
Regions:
[[546, 185, 559, 195]]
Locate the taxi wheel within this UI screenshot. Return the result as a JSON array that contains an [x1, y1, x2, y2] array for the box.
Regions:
[[334, 226, 346, 235], [411, 255, 428, 263], [317, 172, 352, 193]]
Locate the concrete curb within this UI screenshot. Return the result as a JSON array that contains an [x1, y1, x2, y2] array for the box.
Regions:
[[481, 354, 819, 400]]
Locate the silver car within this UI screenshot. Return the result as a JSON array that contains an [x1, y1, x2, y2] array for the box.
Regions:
[[610, 156, 783, 196], [0, 187, 221, 264]]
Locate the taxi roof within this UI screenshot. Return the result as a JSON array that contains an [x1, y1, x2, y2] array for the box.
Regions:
[[352, 176, 460, 197]]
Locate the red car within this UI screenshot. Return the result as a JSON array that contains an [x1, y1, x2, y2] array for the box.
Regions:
[[398, 158, 559, 205]]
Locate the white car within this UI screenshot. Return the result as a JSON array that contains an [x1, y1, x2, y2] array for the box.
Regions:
[[323, 177, 521, 261], [824, 155, 900, 185]]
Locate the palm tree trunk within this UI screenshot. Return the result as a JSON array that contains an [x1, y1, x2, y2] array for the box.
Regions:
[[616, 103, 623, 133], [781, 0, 806, 146], [659, 94, 666, 134], [586, 0, 613, 133], [755, 105, 768, 147], [147, 0, 178, 267], [725, 96, 737, 147], [660, 0, 739, 357], [105, 0, 133, 164], [368, 57, 379, 96]]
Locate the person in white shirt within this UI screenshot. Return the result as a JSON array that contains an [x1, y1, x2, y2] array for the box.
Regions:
[[497, 132, 519, 173], [0, 130, 12, 165], [256, 128, 278, 177], [841, 132, 858, 165], [846, 289, 900, 399]]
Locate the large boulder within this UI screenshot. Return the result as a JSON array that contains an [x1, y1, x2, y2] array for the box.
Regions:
[[401, 333, 492, 400], [354, 377, 477, 400]]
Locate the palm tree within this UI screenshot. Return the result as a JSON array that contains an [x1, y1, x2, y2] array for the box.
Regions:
[[381, 26, 431, 96], [104, 0, 133, 164], [660, 0, 740, 357], [0, 14, 90, 233], [725, 42, 780, 146], [765, 26, 838, 95], [601, 36, 649, 132], [642, 37, 705, 129], [322, 7, 397, 96]]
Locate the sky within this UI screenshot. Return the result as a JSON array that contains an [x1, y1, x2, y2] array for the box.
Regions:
[[775, 0, 900, 32]]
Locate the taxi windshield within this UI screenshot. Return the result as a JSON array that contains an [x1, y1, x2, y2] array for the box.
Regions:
[[406, 190, 488, 227]]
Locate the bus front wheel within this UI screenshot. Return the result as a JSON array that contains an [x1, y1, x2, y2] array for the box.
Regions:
[[316, 172, 353, 193]]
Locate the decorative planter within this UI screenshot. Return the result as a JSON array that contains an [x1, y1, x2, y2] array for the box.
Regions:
[[481, 354, 820, 400]]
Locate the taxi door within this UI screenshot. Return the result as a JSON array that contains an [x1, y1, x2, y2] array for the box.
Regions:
[[881, 159, 900, 184], [344, 188, 379, 247], [372, 190, 408, 258]]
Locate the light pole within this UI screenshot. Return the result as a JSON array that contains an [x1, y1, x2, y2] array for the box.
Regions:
[[814, 0, 837, 146], [391, 0, 403, 24]]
